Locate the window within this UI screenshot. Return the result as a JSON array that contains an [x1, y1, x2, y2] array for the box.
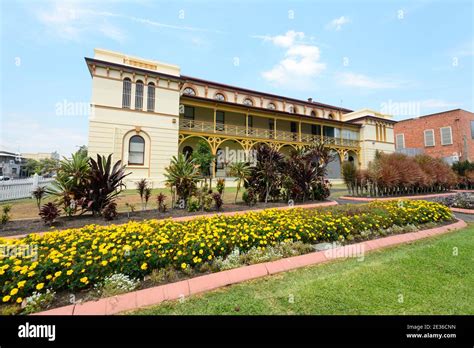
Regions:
[[396, 134, 405, 149], [247, 115, 253, 128], [471, 121, 474, 139], [328, 113, 334, 120], [310, 110, 317, 117], [424, 129, 435, 147], [182, 146, 193, 159], [135, 80, 144, 110], [243, 98, 253, 106], [440, 126, 453, 145], [129, 135, 145, 165], [122, 78, 132, 108], [214, 93, 225, 101], [267, 103, 276, 110], [216, 111, 225, 131], [269, 119, 275, 138], [147, 83, 155, 112], [183, 87, 196, 96], [288, 105, 295, 113], [290, 122, 297, 133], [184, 106, 195, 120], [311, 125, 320, 135]]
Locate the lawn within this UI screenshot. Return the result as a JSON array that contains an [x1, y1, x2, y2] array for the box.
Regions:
[[131, 224, 474, 315]]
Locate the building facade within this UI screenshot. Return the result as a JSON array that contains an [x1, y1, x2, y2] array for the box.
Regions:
[[394, 109, 474, 164], [86, 49, 395, 186]]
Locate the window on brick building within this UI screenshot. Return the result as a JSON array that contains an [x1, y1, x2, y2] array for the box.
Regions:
[[471, 121, 474, 139], [440, 127, 453, 145], [396, 134, 405, 149], [424, 129, 435, 147]]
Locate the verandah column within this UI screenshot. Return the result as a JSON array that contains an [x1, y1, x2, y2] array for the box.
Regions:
[[213, 108, 217, 133], [298, 121, 302, 142]]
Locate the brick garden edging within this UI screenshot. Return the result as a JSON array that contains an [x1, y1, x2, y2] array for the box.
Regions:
[[33, 218, 468, 316], [450, 207, 474, 214], [339, 192, 458, 202], [4, 201, 338, 240]]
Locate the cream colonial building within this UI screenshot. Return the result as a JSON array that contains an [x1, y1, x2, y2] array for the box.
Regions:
[[86, 49, 395, 186]]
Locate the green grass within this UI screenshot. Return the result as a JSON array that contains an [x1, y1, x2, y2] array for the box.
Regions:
[[131, 224, 474, 315]]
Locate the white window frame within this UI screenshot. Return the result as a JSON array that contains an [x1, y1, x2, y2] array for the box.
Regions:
[[395, 133, 405, 149], [440, 126, 453, 145], [424, 129, 435, 147]]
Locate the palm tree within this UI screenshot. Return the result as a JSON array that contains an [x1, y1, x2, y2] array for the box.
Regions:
[[228, 162, 251, 203], [164, 154, 200, 207]]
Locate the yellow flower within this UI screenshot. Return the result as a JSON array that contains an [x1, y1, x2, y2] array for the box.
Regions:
[[46, 275, 52, 280], [181, 263, 187, 269], [54, 271, 62, 277], [17, 280, 26, 288], [86, 260, 93, 265], [36, 283, 44, 290], [66, 270, 73, 276], [10, 288, 19, 296], [2, 295, 11, 302], [140, 263, 147, 270], [16, 297, 23, 304], [80, 277, 88, 283], [101, 260, 108, 267]]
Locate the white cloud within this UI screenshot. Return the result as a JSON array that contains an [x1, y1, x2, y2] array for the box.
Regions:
[[337, 72, 403, 89], [419, 99, 458, 108], [34, 0, 220, 43], [327, 16, 350, 31], [1, 117, 87, 157], [452, 40, 474, 57], [35, 0, 126, 43], [257, 31, 326, 89]]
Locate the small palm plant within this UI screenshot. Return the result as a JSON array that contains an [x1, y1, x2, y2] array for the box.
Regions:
[[164, 154, 200, 208], [136, 179, 149, 211], [229, 162, 251, 203], [32, 186, 47, 213]]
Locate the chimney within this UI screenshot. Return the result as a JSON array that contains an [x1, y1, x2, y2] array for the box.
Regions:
[[307, 97, 313, 103]]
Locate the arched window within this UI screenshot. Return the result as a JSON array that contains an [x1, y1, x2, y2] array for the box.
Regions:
[[243, 98, 253, 106], [214, 93, 225, 101], [147, 82, 155, 112], [183, 87, 196, 96], [267, 103, 276, 110], [122, 78, 132, 108], [328, 113, 334, 120], [182, 146, 193, 159], [288, 105, 295, 113], [310, 110, 317, 117], [129, 135, 145, 165], [135, 80, 144, 110]]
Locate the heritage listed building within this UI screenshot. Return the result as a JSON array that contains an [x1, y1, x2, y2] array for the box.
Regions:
[[86, 49, 395, 186]]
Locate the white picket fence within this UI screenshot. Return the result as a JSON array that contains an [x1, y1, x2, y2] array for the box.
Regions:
[[0, 175, 54, 202]]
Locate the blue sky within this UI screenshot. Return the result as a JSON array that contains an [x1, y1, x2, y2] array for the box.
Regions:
[[1, 0, 473, 155]]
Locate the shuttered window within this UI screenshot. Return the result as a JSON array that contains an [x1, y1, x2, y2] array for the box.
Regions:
[[424, 130, 435, 147], [396, 134, 405, 149], [440, 127, 453, 145]]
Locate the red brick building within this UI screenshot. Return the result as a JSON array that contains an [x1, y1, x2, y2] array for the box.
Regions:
[[394, 109, 474, 163]]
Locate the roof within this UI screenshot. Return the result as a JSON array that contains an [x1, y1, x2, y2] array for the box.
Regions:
[[396, 108, 472, 123], [85, 55, 353, 114], [347, 115, 397, 124], [181, 75, 353, 113], [182, 95, 361, 128]]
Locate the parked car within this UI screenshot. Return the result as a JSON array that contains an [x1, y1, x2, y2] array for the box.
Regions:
[[0, 176, 11, 181]]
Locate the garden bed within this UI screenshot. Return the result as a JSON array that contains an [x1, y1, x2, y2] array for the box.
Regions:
[[435, 192, 474, 214], [0, 200, 334, 237], [0, 200, 454, 315], [339, 191, 458, 201]]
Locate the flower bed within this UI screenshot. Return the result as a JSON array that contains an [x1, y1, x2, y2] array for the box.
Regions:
[[435, 192, 474, 210], [0, 200, 453, 306]]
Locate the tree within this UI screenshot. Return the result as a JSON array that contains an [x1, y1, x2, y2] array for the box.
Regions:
[[25, 159, 40, 176], [191, 140, 214, 189], [76, 145, 88, 158], [228, 162, 251, 203]]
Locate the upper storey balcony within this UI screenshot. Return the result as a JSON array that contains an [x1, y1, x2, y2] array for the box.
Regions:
[[178, 101, 360, 149]]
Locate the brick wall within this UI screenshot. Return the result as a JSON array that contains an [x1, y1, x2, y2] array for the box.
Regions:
[[394, 109, 474, 162]]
